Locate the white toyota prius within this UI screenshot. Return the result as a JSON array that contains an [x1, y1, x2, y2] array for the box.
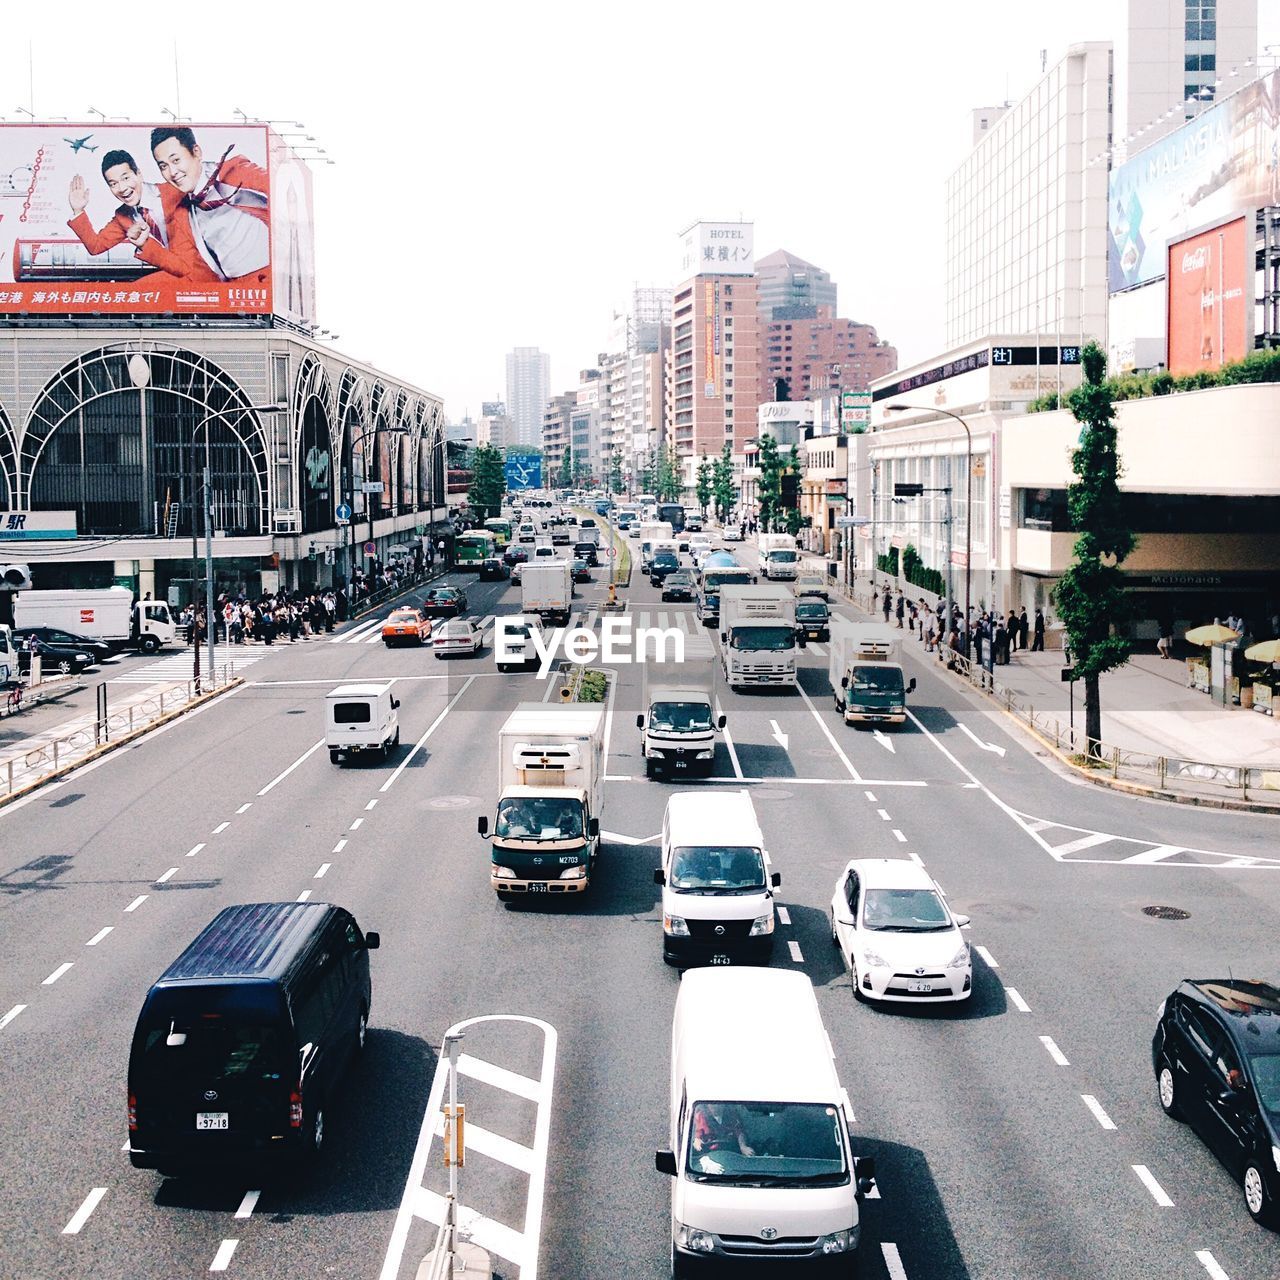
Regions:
[[830, 858, 972, 1002]]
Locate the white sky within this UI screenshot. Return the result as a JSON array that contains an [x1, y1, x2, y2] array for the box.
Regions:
[[19, 0, 1280, 416]]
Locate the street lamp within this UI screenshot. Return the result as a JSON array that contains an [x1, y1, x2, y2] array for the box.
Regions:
[[885, 403, 973, 646]]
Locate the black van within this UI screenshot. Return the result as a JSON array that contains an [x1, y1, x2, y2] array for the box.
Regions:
[[127, 901, 380, 1174]]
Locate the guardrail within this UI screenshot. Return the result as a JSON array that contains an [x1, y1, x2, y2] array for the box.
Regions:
[[0, 664, 239, 799]]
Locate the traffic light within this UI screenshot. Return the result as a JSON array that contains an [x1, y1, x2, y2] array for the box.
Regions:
[[893, 483, 924, 498], [780, 473, 799, 508]]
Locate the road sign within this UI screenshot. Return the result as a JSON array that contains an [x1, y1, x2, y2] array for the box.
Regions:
[[1060, 666, 1076, 682], [836, 516, 870, 528], [607, 545, 616, 559], [335, 502, 352, 523], [894, 483, 924, 497], [362, 481, 383, 495], [363, 540, 376, 558]]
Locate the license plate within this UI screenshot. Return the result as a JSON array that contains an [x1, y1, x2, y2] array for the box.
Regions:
[[526, 882, 548, 893], [673, 760, 688, 769], [710, 954, 731, 965], [195, 1112, 229, 1130], [908, 981, 933, 993]]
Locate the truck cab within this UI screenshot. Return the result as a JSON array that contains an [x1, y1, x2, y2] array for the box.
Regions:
[[0, 623, 15, 685], [637, 633, 724, 778], [757, 533, 799, 581], [719, 584, 801, 690]]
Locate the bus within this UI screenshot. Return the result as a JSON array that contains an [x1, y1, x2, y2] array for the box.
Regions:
[[656, 502, 686, 534], [483, 517, 512, 547], [455, 530, 498, 569]]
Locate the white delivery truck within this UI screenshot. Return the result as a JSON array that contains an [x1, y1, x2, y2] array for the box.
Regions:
[[0, 622, 15, 684], [657, 968, 876, 1273], [639, 521, 675, 572], [828, 621, 916, 725], [325, 682, 401, 764], [719, 584, 800, 690], [757, 532, 799, 581], [13, 587, 175, 653], [520, 560, 573, 627], [637, 632, 724, 778], [477, 703, 605, 897]]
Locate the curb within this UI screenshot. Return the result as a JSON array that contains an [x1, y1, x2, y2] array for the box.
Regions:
[[0, 677, 246, 811]]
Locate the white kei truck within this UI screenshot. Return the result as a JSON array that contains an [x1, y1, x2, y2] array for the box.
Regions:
[[325, 683, 401, 764], [828, 622, 916, 725]]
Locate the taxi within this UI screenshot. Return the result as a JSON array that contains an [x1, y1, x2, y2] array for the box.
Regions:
[[382, 607, 431, 647]]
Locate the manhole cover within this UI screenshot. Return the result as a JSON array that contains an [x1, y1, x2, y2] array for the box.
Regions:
[[1142, 905, 1191, 920], [426, 795, 478, 810]]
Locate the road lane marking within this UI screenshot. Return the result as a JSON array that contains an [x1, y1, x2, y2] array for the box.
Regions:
[[769, 719, 790, 750], [864, 790, 877, 802], [601, 669, 619, 778], [777, 906, 791, 925], [209, 1239, 239, 1271], [0, 1004, 26, 1031], [721, 724, 745, 779], [1050, 832, 1114, 857], [1082, 1095, 1117, 1130], [186, 843, 205, 858], [332, 839, 347, 854], [881, 1243, 909, 1280], [156, 867, 178, 884], [86, 927, 113, 947], [975, 945, 999, 968], [1196, 1250, 1232, 1280], [787, 940, 804, 962], [350, 818, 363, 830], [457, 1052, 542, 1102], [212, 822, 230, 835], [1133, 1164, 1174, 1207], [872, 729, 896, 754], [380, 676, 476, 794], [296, 890, 312, 902], [62, 1187, 107, 1234], [258, 738, 325, 796], [1005, 986, 1031, 1013], [124, 895, 147, 912], [43, 963, 73, 985], [958, 722, 1006, 756], [907, 849, 924, 864], [314, 863, 330, 879], [1039, 1036, 1070, 1066], [365, 799, 378, 810], [235, 803, 251, 815], [877, 808, 891, 821], [432, 1113, 535, 1173], [892, 828, 907, 842], [234, 1190, 260, 1220], [796, 682, 863, 781]]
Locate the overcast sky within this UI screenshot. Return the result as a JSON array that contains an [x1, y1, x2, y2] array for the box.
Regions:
[[20, 1, 1280, 417]]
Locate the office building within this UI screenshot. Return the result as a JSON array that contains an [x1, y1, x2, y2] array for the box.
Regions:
[[505, 347, 551, 448], [759, 309, 898, 404], [755, 249, 837, 321]]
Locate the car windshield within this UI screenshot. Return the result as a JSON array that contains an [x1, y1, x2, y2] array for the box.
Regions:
[[796, 603, 828, 619], [667, 573, 692, 586], [494, 797, 583, 840], [670, 845, 765, 892], [769, 550, 798, 562], [730, 626, 794, 651], [1249, 1053, 1280, 1113], [851, 665, 904, 694], [685, 1101, 847, 1185], [862, 887, 951, 931], [650, 701, 713, 734], [440, 622, 471, 637]]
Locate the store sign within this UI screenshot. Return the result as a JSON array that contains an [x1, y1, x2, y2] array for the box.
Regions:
[[841, 390, 872, 428], [0, 510, 77, 539]]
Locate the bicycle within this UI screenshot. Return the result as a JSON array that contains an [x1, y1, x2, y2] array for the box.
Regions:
[[3, 682, 22, 716]]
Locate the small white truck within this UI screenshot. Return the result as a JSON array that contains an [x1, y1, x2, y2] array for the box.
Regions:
[[520, 560, 573, 627], [639, 521, 675, 572], [637, 632, 724, 778], [477, 703, 605, 896], [325, 682, 401, 763], [828, 622, 916, 725], [719, 584, 800, 690], [13, 588, 175, 653], [757, 532, 799, 581]]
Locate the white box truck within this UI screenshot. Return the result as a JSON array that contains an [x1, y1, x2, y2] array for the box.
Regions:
[[13, 587, 176, 653], [639, 521, 675, 572], [719, 584, 800, 690], [828, 622, 916, 725], [325, 682, 401, 764], [520, 560, 573, 627], [477, 703, 605, 897], [757, 532, 799, 581], [637, 632, 724, 778]]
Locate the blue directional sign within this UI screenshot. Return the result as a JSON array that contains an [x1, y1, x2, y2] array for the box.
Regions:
[[504, 454, 543, 491], [335, 502, 353, 522]]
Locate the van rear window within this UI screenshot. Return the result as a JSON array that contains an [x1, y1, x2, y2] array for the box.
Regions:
[[333, 702, 372, 724], [132, 988, 290, 1082]]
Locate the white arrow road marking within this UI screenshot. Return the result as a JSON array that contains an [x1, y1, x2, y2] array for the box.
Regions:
[[769, 719, 789, 750], [601, 831, 660, 846], [958, 723, 1006, 756], [872, 729, 895, 754]]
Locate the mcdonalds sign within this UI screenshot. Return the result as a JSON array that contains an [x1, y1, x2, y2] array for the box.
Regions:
[[1166, 217, 1248, 377], [0, 122, 314, 322]]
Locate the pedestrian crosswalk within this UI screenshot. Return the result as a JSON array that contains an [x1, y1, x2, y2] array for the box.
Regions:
[[111, 644, 284, 684]]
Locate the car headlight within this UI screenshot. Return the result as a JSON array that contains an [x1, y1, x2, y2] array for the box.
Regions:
[[493, 866, 517, 880], [749, 912, 774, 937], [819, 1229, 852, 1255], [676, 1223, 716, 1253], [947, 943, 971, 968], [1272, 1144, 1280, 1174], [862, 949, 888, 968], [559, 865, 586, 880], [77, 654, 90, 662], [664, 915, 690, 937]]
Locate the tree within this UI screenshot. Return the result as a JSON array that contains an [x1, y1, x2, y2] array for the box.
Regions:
[[695, 455, 713, 514], [757, 435, 783, 532], [712, 443, 735, 522], [656, 446, 683, 502], [1053, 340, 1136, 760], [557, 449, 573, 489], [608, 450, 625, 495], [467, 443, 505, 520]]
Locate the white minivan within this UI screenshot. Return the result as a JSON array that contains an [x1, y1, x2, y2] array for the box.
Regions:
[[656, 969, 875, 1275], [325, 682, 401, 764], [654, 791, 779, 967]]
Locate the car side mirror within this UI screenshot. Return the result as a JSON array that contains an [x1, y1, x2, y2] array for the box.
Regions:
[[907, 678, 917, 694], [841, 675, 849, 689], [654, 868, 665, 886], [953, 913, 970, 928], [588, 817, 600, 838], [717, 715, 727, 729], [477, 815, 489, 837], [655, 1148, 677, 1177], [856, 1174, 876, 1199], [771, 871, 782, 888], [364, 931, 381, 950], [636, 714, 644, 729], [856, 1155, 875, 1183], [391, 697, 401, 710]]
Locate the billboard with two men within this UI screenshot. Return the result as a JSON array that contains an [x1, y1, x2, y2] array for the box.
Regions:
[[0, 122, 314, 323]]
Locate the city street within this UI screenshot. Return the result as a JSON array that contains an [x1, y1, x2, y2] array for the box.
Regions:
[[1, 551, 1278, 1280]]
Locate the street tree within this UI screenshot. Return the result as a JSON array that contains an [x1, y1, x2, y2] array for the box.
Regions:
[[695, 455, 713, 514], [1053, 340, 1135, 759], [467, 443, 505, 520], [557, 449, 573, 489], [712, 443, 735, 522], [657, 446, 683, 502], [757, 435, 783, 531], [608, 450, 625, 495]]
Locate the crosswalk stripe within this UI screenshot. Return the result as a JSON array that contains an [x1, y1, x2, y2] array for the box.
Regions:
[[809, 642, 826, 656]]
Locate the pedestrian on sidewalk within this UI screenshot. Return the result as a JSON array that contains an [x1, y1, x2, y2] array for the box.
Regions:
[[1018, 607, 1029, 652], [924, 612, 937, 653], [995, 617, 1009, 664], [1157, 616, 1174, 659], [1006, 609, 1019, 653], [882, 588, 892, 624], [895, 592, 905, 629], [1031, 608, 1045, 652]]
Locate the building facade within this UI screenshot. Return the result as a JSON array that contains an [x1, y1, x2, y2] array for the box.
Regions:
[[759, 309, 898, 404], [754, 249, 837, 320], [505, 347, 551, 448]]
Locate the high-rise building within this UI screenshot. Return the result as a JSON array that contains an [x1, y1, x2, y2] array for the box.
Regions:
[[755, 249, 837, 321], [601, 288, 672, 483], [505, 347, 551, 448], [758, 308, 898, 404], [476, 401, 513, 450], [541, 392, 575, 477]]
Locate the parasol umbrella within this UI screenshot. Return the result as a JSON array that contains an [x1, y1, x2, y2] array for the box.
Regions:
[[1184, 623, 1240, 646], [1244, 638, 1280, 663]]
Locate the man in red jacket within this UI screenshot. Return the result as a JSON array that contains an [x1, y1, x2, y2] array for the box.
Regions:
[[66, 149, 171, 257]]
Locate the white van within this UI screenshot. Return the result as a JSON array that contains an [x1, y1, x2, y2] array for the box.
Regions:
[[657, 969, 874, 1274], [325, 682, 401, 764], [654, 792, 779, 966]]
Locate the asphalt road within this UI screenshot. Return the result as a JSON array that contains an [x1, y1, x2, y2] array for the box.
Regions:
[[1, 538, 1278, 1280]]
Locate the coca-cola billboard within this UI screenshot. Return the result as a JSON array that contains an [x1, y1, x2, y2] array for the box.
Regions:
[[1166, 217, 1248, 376]]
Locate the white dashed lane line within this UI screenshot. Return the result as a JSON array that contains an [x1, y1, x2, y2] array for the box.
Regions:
[[43, 963, 73, 986], [876, 809, 891, 822], [1039, 1036, 1070, 1066], [212, 822, 229, 835], [974, 945, 999, 968], [85, 927, 112, 947], [0, 1004, 27, 1031], [365, 798, 378, 811], [1196, 1250, 1232, 1280], [155, 868, 177, 884], [124, 895, 147, 912], [1081, 1095, 1117, 1130], [1133, 1164, 1174, 1207], [314, 863, 330, 879], [234, 1190, 260, 1220], [787, 941, 804, 963], [1005, 987, 1031, 1013], [296, 890, 312, 902], [350, 818, 363, 830], [257, 739, 325, 797], [186, 843, 205, 858], [776, 906, 791, 925], [235, 803, 252, 815], [892, 828, 907, 842], [332, 839, 347, 854], [881, 1242, 909, 1279], [864, 791, 878, 803], [210, 1239, 239, 1272], [62, 1187, 107, 1235]]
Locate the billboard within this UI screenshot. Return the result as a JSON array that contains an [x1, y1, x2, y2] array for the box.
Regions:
[[0, 123, 314, 321], [504, 454, 543, 491], [1109, 69, 1280, 292], [1166, 217, 1248, 376], [678, 220, 754, 279]]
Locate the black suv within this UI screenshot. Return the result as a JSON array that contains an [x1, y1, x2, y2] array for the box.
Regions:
[[573, 541, 600, 567], [649, 551, 680, 587], [1152, 978, 1280, 1225], [14, 626, 113, 665]]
